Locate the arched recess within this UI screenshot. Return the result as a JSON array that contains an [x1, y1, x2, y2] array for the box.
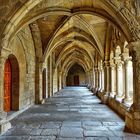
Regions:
[[4, 54, 19, 112], [66, 63, 86, 86], [42, 68, 46, 99], [63, 58, 89, 82]]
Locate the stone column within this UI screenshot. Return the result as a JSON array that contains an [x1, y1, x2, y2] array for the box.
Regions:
[[47, 55, 53, 98], [50, 53, 53, 97], [123, 53, 133, 106], [59, 71, 62, 90], [61, 72, 63, 88], [98, 67, 102, 91], [91, 68, 95, 90], [109, 51, 116, 97], [85, 71, 88, 87], [125, 41, 140, 133], [99, 61, 104, 92], [89, 69, 93, 89], [93, 68, 96, 89], [104, 61, 110, 94], [94, 67, 98, 91], [47, 57, 51, 98], [63, 73, 66, 88], [110, 63, 116, 97], [114, 46, 124, 102], [102, 61, 110, 103], [101, 67, 104, 92], [57, 67, 59, 91], [45, 64, 48, 98], [114, 58, 124, 102], [35, 58, 43, 104], [87, 70, 91, 88]]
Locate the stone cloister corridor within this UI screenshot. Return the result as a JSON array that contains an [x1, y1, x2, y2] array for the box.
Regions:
[[1, 0, 140, 138], [1, 87, 139, 140]]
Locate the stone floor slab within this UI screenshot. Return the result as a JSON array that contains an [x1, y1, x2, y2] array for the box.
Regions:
[[41, 129, 60, 136], [85, 137, 108, 140], [30, 136, 56, 140], [60, 127, 83, 138], [0, 87, 139, 140]]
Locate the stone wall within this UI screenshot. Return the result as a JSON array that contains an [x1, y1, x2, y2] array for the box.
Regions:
[[16, 26, 36, 109], [1, 25, 35, 111]]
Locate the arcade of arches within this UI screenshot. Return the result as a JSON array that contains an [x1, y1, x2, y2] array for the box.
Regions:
[[1, 0, 140, 135]]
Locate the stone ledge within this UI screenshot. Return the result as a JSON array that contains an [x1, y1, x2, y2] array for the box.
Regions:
[[96, 93, 129, 120], [0, 119, 11, 135], [125, 111, 140, 134], [108, 97, 129, 120], [0, 104, 33, 135]]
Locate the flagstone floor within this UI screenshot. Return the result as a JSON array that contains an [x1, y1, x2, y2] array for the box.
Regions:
[[0, 87, 140, 140]]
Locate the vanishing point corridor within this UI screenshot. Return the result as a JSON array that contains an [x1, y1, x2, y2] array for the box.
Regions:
[[0, 87, 139, 140]]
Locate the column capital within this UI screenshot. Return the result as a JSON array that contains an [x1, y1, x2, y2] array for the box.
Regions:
[[94, 66, 98, 70], [122, 47, 132, 62], [110, 61, 115, 68], [114, 56, 124, 66], [59, 71, 63, 74], [89, 68, 93, 72], [103, 60, 110, 67], [122, 55, 132, 62]]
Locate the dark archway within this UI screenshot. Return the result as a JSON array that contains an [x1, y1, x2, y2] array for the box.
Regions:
[[66, 63, 86, 86], [4, 55, 19, 112]]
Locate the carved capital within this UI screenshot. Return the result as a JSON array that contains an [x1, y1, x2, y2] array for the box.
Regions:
[[110, 62, 116, 68], [103, 61, 110, 67], [122, 52, 132, 62]]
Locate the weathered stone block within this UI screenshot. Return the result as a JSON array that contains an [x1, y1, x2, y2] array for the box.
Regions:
[[0, 121, 11, 134]]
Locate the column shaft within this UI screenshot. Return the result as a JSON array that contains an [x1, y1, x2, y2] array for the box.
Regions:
[[110, 64, 116, 97], [123, 59, 133, 106], [115, 60, 124, 102]]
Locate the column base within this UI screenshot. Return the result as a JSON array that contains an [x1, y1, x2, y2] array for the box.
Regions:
[[90, 87, 94, 92], [0, 111, 7, 119], [99, 89, 104, 93], [101, 92, 109, 104], [115, 95, 123, 102], [109, 92, 116, 98], [123, 98, 133, 107], [41, 99, 46, 104], [125, 111, 140, 134], [87, 84, 91, 88], [91, 87, 98, 94], [0, 120, 11, 134], [0, 111, 11, 134], [89, 86, 93, 91]]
